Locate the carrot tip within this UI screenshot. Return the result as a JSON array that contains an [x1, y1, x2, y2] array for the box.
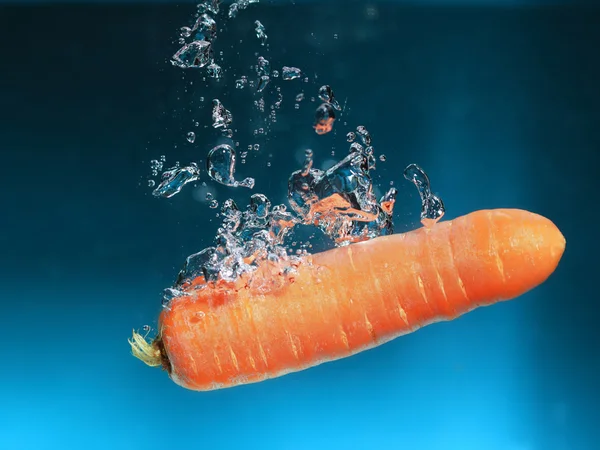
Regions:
[[129, 329, 162, 368]]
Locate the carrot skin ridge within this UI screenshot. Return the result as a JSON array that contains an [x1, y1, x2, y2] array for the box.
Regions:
[[158, 208, 566, 391]]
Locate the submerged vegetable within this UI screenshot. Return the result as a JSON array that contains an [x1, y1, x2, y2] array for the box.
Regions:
[[130, 208, 565, 391]]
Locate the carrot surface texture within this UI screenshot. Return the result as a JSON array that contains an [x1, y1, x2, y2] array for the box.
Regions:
[[130, 208, 566, 391]]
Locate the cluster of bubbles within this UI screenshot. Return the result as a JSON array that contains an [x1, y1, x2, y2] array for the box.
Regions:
[[151, 0, 446, 306]]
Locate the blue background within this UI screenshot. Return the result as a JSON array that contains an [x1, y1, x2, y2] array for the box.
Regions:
[[1, 1, 598, 449]]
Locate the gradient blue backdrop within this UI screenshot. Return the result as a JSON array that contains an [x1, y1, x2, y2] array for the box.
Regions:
[[1, 1, 598, 449]]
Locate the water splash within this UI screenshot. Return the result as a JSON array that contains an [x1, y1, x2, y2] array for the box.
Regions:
[[287, 149, 394, 246]]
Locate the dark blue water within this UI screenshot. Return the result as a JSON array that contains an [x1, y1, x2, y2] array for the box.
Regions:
[[1, 1, 598, 449]]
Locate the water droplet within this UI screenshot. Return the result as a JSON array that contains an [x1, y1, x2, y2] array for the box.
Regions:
[[186, 131, 196, 143], [314, 103, 336, 135], [282, 66, 302, 80], [403, 163, 445, 228], [171, 40, 213, 69]]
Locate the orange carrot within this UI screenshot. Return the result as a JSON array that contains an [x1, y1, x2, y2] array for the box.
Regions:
[[130, 208, 566, 391]]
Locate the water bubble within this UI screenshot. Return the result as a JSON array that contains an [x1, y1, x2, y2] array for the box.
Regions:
[[249, 193, 271, 219], [212, 99, 232, 128], [209, 199, 219, 208], [171, 40, 213, 69], [272, 70, 279, 78], [206, 192, 214, 201], [186, 131, 196, 143], [228, 2, 239, 18], [295, 93, 305, 102], [318, 85, 341, 110], [257, 75, 270, 93], [160, 155, 166, 162], [256, 56, 270, 76], [255, 20, 267, 45], [282, 66, 302, 80], [150, 159, 163, 172], [198, 0, 220, 15], [356, 125, 372, 146], [142, 325, 151, 332], [294, 104, 300, 109], [334, 33, 338, 39], [180, 27, 192, 38], [148, 179, 156, 187], [403, 163, 445, 228], [152, 163, 201, 198], [235, 76, 248, 89], [207, 62, 222, 79], [314, 103, 336, 135], [379, 154, 386, 162], [207, 144, 255, 189], [253, 144, 260, 151], [192, 13, 217, 41], [346, 132, 356, 142]]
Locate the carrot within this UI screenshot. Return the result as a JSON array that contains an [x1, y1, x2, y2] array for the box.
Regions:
[[130, 208, 565, 391]]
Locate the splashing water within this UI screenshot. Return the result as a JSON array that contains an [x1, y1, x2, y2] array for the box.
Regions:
[[154, 3, 447, 303], [287, 146, 394, 246], [403, 163, 446, 228]]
